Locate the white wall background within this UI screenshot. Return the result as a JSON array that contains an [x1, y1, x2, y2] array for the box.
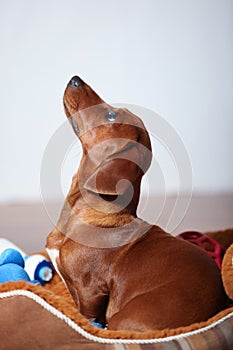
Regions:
[[0, 0, 232, 203]]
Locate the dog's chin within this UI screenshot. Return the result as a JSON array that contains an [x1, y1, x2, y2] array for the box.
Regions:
[[63, 99, 71, 117], [63, 99, 78, 118]]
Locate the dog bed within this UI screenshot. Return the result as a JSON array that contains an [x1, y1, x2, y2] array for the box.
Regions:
[[1, 243, 233, 350]]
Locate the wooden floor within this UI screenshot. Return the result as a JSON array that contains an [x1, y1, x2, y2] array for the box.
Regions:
[[0, 194, 232, 253]]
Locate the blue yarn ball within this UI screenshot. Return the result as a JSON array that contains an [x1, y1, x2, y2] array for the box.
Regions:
[[0, 263, 30, 283], [0, 248, 25, 268]]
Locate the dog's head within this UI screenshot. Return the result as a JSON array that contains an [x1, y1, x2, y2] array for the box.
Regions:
[[63, 76, 152, 197]]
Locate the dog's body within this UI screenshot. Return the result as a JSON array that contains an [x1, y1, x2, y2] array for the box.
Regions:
[[46, 76, 227, 331]]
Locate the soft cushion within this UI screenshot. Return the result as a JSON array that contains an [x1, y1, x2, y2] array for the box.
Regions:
[[0, 279, 233, 350]]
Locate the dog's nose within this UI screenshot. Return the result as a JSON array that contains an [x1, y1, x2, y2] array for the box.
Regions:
[[69, 76, 83, 88]]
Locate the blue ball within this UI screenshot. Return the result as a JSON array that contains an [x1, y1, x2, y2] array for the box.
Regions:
[[0, 249, 25, 268], [91, 322, 104, 328], [0, 263, 30, 283]]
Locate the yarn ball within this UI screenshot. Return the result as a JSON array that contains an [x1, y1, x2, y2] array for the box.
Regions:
[[0, 248, 25, 268], [0, 263, 30, 283]]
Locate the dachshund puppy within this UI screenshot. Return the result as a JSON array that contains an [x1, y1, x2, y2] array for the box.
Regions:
[[46, 76, 227, 331]]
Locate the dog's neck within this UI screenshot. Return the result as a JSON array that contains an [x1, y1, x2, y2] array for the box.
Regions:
[[57, 171, 141, 232]]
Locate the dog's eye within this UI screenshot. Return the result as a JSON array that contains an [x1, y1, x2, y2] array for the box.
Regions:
[[105, 110, 118, 123], [70, 116, 79, 135]]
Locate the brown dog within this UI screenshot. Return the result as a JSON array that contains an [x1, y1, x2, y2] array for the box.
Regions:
[[46, 76, 227, 331]]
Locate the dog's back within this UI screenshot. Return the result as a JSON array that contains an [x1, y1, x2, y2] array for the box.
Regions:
[[106, 226, 227, 330]]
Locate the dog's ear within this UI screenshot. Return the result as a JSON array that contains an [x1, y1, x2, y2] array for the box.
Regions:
[[84, 140, 151, 195]]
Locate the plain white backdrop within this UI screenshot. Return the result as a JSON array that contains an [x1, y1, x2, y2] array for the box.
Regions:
[[0, 0, 232, 203]]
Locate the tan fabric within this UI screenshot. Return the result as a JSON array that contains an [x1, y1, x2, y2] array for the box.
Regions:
[[0, 295, 108, 350], [0, 280, 233, 340], [0, 284, 233, 350]]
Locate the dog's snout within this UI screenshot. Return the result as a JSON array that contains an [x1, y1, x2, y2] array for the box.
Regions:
[[69, 76, 83, 88]]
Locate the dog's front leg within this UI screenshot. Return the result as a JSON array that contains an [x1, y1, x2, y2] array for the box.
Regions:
[[62, 273, 109, 325], [77, 290, 109, 325], [58, 242, 110, 326]]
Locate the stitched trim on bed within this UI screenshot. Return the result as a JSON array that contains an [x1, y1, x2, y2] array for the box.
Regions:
[[1, 289, 233, 345]]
